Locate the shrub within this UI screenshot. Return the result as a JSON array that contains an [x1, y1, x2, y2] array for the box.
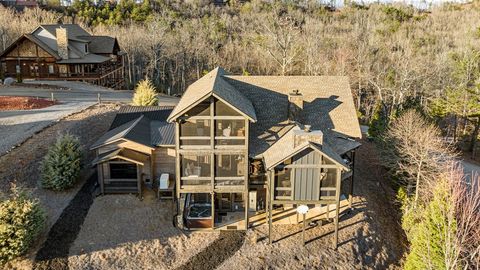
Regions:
[[132, 79, 158, 106], [41, 134, 83, 191], [0, 185, 46, 264]]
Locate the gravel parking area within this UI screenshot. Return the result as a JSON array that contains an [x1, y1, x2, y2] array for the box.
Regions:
[[65, 140, 405, 270], [68, 193, 220, 270], [0, 101, 95, 155]]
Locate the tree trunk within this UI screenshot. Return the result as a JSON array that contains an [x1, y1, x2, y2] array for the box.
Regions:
[[414, 161, 422, 203], [469, 117, 480, 157], [453, 114, 458, 143]]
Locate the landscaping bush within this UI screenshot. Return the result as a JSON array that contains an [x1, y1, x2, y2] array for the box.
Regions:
[[41, 134, 83, 191], [0, 185, 46, 264], [132, 79, 158, 106]]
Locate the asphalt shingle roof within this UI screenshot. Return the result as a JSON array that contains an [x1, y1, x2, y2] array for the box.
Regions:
[[77, 35, 117, 54], [167, 67, 257, 122], [40, 24, 91, 39], [223, 75, 362, 157], [261, 125, 349, 170]]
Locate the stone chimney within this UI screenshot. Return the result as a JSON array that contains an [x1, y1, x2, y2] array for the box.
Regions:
[[293, 125, 323, 148], [56, 27, 69, 60], [288, 90, 303, 122]]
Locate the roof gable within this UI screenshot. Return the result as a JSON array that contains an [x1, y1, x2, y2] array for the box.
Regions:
[[90, 116, 149, 150], [167, 67, 257, 122], [0, 34, 60, 60], [261, 126, 349, 170]]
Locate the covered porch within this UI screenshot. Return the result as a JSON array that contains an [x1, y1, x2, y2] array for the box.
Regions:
[[93, 148, 150, 195]]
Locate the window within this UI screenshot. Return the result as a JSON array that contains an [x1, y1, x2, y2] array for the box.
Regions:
[[84, 44, 88, 53], [274, 167, 292, 198], [215, 154, 245, 177], [181, 119, 211, 136], [48, 64, 54, 74], [180, 119, 211, 147], [184, 100, 210, 117], [215, 99, 240, 116], [181, 154, 211, 186], [110, 163, 137, 179], [215, 119, 245, 146]]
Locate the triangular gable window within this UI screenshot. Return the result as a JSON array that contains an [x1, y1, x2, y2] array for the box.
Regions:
[[215, 99, 240, 116]]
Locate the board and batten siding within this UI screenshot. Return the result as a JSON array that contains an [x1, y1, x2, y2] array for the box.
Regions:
[[293, 149, 321, 201]]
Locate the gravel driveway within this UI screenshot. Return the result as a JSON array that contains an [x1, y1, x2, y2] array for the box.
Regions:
[[0, 101, 95, 155], [0, 81, 178, 156]]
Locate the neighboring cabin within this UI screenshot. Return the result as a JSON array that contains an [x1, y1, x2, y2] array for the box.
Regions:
[[91, 67, 362, 247], [0, 24, 125, 89], [0, 0, 38, 11]]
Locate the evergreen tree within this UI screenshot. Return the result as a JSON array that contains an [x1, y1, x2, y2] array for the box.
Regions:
[[368, 103, 388, 138], [41, 134, 83, 191], [0, 185, 46, 264], [403, 180, 458, 270], [132, 79, 159, 106]]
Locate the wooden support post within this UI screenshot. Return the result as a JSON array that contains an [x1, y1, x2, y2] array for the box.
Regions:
[[98, 164, 104, 195], [268, 170, 274, 244], [244, 190, 249, 230], [268, 193, 273, 244], [333, 168, 341, 249], [211, 192, 215, 230], [244, 118, 249, 231], [265, 173, 270, 227], [348, 150, 356, 209], [302, 213, 306, 246], [137, 164, 142, 198]]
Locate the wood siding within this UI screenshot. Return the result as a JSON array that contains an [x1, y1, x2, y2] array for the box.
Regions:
[[153, 147, 176, 180], [293, 149, 321, 201]]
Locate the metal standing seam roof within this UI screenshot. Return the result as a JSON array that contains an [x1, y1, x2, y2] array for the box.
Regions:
[[151, 121, 175, 146], [167, 67, 257, 122], [91, 106, 176, 150], [90, 116, 147, 149], [110, 106, 174, 129]]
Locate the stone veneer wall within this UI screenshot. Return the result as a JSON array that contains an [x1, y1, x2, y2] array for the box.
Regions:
[[56, 27, 68, 60]]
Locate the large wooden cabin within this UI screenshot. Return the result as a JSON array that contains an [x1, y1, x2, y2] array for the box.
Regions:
[[91, 67, 362, 247], [0, 24, 125, 89]]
